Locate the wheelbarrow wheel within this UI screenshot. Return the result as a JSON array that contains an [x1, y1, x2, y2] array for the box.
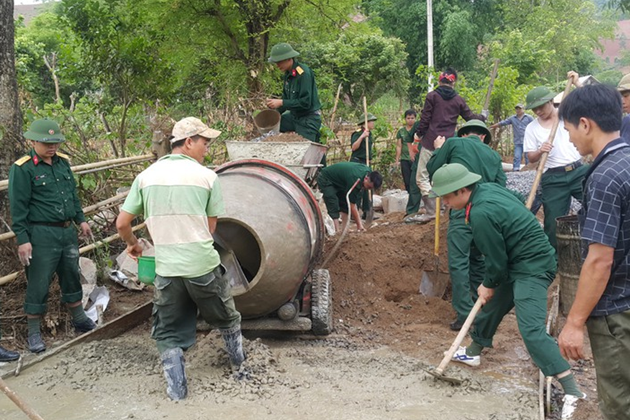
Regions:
[[311, 268, 333, 335]]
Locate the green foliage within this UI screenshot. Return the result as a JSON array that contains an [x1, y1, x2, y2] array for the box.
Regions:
[[439, 9, 477, 71], [305, 29, 410, 107], [594, 69, 624, 86]]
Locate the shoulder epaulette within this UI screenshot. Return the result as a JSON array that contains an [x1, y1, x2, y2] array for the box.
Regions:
[[296, 66, 304, 75], [15, 156, 31, 166], [56, 152, 71, 161]]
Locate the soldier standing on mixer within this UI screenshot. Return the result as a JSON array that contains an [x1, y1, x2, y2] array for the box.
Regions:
[[116, 117, 247, 401], [266, 42, 322, 144]]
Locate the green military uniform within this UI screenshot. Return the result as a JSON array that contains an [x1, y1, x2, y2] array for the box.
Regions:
[[277, 59, 322, 143], [426, 131, 506, 327], [467, 182, 570, 376], [9, 149, 86, 314], [350, 130, 374, 164], [317, 162, 370, 219], [396, 126, 414, 193], [405, 121, 422, 215]]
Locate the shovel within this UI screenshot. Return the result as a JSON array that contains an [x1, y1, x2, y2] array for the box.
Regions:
[[425, 298, 483, 384], [363, 96, 375, 227], [419, 197, 449, 298]]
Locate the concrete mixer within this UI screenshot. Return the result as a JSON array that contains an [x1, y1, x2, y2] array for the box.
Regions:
[[214, 140, 332, 335]]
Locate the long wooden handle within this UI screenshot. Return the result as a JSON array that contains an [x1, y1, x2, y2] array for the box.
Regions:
[[434, 197, 441, 256], [525, 78, 574, 210], [483, 59, 500, 111], [435, 299, 483, 375], [328, 83, 342, 129], [0, 377, 45, 420], [363, 96, 369, 167]]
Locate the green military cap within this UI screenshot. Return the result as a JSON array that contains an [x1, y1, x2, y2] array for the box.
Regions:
[[457, 119, 492, 144], [525, 87, 556, 110], [358, 113, 378, 125], [24, 119, 65, 143], [430, 163, 481, 197], [268, 43, 300, 63], [617, 74, 630, 93]]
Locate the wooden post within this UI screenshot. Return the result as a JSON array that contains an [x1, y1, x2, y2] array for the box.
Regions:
[[152, 130, 170, 159]]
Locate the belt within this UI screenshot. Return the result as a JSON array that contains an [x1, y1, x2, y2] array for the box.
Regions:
[[31, 220, 73, 228], [546, 161, 582, 174]]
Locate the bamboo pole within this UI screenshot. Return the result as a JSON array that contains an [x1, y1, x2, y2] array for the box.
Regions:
[[0, 154, 153, 191], [0, 192, 131, 243], [0, 223, 146, 286]]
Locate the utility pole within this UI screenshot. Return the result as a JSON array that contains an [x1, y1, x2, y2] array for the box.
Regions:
[[427, 0, 434, 92]]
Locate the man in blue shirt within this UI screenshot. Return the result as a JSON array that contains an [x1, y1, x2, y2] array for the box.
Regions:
[[490, 104, 534, 171], [617, 74, 630, 144], [558, 84, 630, 420]]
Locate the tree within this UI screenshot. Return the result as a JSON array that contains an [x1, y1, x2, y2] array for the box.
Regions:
[[0, 0, 26, 224], [61, 0, 173, 157], [305, 30, 409, 107]]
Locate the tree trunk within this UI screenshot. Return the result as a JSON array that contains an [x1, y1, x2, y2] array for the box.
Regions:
[[0, 0, 25, 226]]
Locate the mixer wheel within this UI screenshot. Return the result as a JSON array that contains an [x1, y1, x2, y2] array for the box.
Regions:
[[311, 269, 333, 335]]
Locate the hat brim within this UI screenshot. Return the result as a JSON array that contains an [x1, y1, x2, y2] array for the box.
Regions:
[[525, 94, 555, 110], [358, 118, 377, 125], [24, 130, 65, 143], [170, 127, 222, 144], [430, 172, 481, 197], [617, 84, 630, 93], [268, 51, 300, 63], [457, 127, 492, 144]]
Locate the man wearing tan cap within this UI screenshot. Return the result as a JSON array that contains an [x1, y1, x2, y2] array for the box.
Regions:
[[116, 117, 247, 400], [618, 74, 630, 144]]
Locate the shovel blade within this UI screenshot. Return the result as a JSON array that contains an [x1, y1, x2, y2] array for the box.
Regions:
[[419, 269, 449, 298], [365, 207, 374, 227]]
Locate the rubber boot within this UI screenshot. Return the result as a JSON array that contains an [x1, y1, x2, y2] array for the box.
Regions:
[[220, 325, 249, 380], [404, 196, 436, 224], [160, 348, 187, 400]]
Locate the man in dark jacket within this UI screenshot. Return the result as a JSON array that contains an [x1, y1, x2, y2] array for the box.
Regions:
[[406, 68, 486, 224]]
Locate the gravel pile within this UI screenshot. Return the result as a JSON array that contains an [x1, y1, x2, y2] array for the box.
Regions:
[[506, 170, 581, 214]]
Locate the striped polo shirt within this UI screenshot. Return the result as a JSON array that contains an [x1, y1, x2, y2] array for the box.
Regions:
[[122, 154, 224, 278]]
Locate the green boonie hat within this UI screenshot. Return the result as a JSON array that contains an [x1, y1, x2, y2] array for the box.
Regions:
[[24, 119, 65, 143], [358, 113, 377, 125], [617, 74, 630, 92], [525, 87, 556, 110], [430, 163, 481, 197], [268, 43, 300, 63], [457, 119, 492, 145]]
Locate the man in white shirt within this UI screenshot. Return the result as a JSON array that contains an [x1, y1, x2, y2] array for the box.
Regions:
[[523, 86, 589, 250]]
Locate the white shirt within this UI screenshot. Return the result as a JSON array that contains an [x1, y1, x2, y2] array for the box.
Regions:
[[523, 118, 581, 171]]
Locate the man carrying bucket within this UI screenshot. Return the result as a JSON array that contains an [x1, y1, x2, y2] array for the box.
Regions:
[[558, 84, 630, 420], [266, 42, 322, 144], [116, 117, 247, 401]]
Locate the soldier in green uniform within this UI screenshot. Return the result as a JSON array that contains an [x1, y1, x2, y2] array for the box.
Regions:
[[430, 163, 584, 419], [317, 162, 382, 232], [8, 119, 96, 354], [266, 42, 322, 144], [350, 113, 376, 164], [395, 109, 417, 194], [350, 113, 377, 216], [426, 120, 506, 331]]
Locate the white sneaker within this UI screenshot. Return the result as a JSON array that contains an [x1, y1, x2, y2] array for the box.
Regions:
[[451, 346, 480, 367], [561, 393, 587, 419]]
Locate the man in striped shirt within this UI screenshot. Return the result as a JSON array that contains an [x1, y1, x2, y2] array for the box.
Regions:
[[116, 117, 245, 400]]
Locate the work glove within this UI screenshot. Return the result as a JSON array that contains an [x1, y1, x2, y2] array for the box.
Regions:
[[481, 109, 489, 119]]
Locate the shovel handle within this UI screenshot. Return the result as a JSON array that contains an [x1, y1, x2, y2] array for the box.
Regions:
[[434, 197, 440, 256], [435, 298, 483, 375]]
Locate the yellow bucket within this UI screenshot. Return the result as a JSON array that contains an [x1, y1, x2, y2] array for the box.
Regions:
[[137, 256, 156, 285]]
